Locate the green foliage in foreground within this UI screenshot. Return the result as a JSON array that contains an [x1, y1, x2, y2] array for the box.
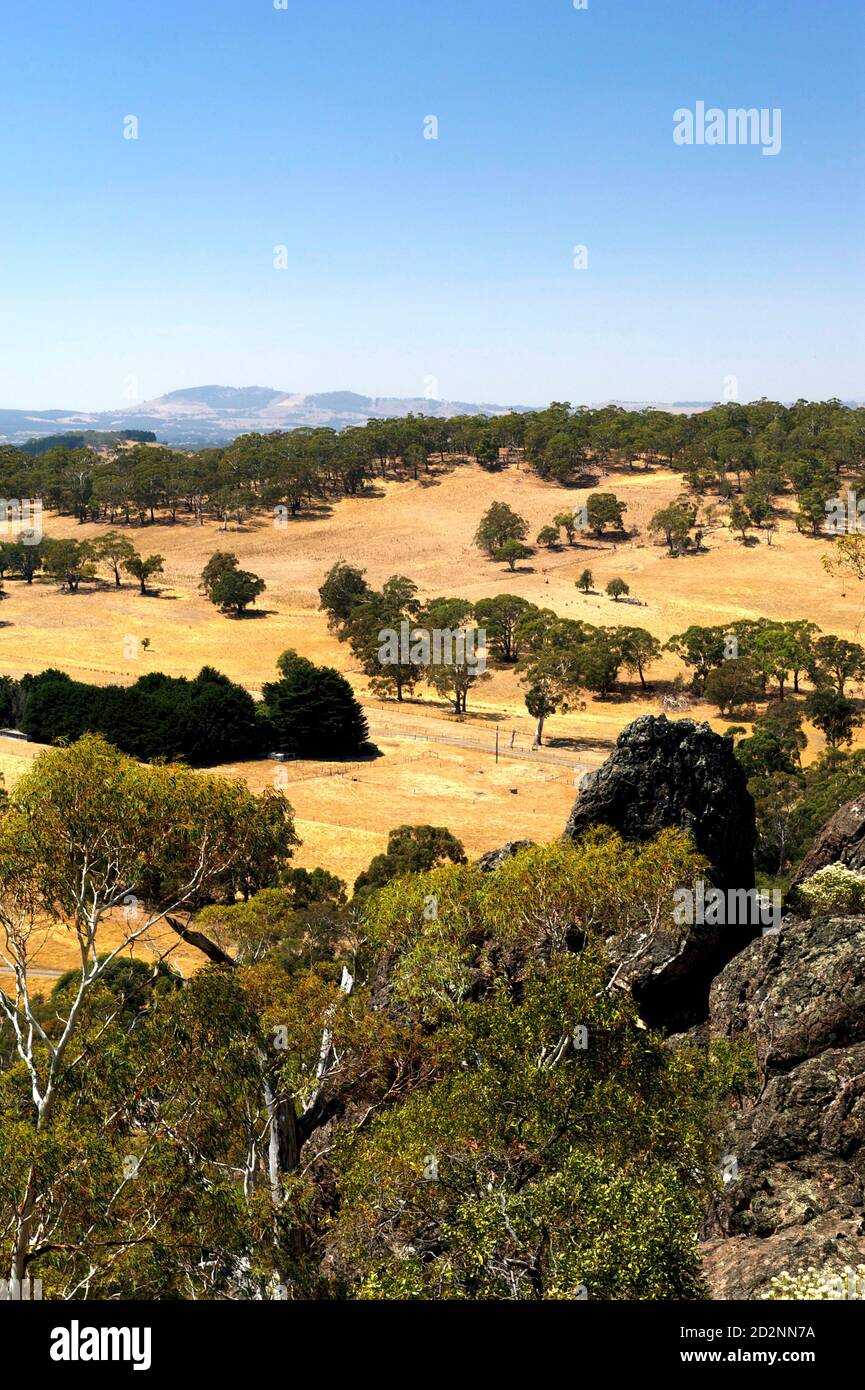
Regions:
[[323, 834, 755, 1300], [330, 951, 746, 1300], [0, 742, 755, 1299]]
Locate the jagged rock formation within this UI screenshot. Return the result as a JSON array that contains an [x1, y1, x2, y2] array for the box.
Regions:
[[789, 797, 865, 890], [701, 915, 865, 1298], [564, 716, 759, 1029], [565, 715, 756, 891]]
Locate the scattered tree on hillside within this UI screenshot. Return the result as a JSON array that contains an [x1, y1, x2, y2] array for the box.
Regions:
[[704, 658, 762, 716], [665, 625, 728, 693], [473, 595, 534, 663], [805, 689, 863, 749], [614, 626, 662, 690], [586, 492, 628, 538], [811, 635, 865, 695], [419, 595, 475, 631], [343, 575, 423, 703], [649, 500, 698, 554], [92, 531, 137, 587], [474, 502, 529, 558], [474, 430, 500, 469], [728, 500, 752, 543], [124, 551, 165, 596], [823, 534, 865, 585], [785, 619, 821, 693], [743, 478, 776, 538], [42, 538, 96, 592], [200, 550, 240, 598], [210, 567, 266, 616], [577, 634, 622, 698], [0, 543, 18, 581], [518, 621, 586, 743], [495, 539, 533, 572], [425, 644, 491, 714], [318, 561, 371, 631], [524, 681, 562, 747], [796, 484, 836, 537]]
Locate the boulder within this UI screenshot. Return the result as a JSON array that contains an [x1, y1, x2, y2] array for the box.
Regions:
[[789, 797, 865, 890], [701, 915, 865, 1298], [564, 716, 758, 1029]]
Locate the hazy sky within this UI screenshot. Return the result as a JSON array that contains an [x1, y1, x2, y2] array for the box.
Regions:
[[1, 0, 862, 410]]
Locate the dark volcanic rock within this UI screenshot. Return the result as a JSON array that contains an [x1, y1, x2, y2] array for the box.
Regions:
[[565, 715, 756, 892], [476, 840, 534, 873], [604, 912, 755, 1032], [564, 716, 758, 1029], [702, 915, 865, 1298], [789, 796, 865, 890]]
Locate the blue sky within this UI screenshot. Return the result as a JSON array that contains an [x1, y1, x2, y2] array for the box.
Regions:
[[1, 0, 862, 410]]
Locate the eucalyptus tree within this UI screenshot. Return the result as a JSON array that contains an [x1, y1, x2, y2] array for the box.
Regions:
[[0, 734, 296, 1288]]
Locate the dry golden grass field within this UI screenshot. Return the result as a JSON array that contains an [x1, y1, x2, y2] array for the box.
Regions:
[[1, 458, 861, 975]]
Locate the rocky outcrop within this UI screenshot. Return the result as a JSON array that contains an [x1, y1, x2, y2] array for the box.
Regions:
[[708, 914, 865, 1071], [701, 915, 865, 1298], [565, 715, 756, 892], [476, 840, 534, 873], [564, 716, 759, 1030], [789, 797, 865, 890]]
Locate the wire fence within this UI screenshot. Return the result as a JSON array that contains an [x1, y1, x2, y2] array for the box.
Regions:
[[364, 714, 598, 770]]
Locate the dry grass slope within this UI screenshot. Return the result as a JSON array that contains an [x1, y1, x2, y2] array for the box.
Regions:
[[0, 458, 860, 971]]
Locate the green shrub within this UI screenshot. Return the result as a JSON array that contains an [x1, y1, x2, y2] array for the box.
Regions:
[[340, 834, 748, 1299], [796, 862, 865, 916]]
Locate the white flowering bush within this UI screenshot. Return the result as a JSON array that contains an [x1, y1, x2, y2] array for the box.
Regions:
[[797, 862, 865, 916], [761, 1264, 865, 1300]]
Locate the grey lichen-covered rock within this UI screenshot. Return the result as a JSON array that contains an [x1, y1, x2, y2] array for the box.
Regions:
[[701, 915, 865, 1299], [789, 796, 865, 890], [709, 914, 865, 1072], [565, 715, 756, 892]]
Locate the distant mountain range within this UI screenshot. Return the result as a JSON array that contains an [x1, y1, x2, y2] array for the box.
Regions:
[[4, 386, 855, 448], [0, 386, 540, 447]]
